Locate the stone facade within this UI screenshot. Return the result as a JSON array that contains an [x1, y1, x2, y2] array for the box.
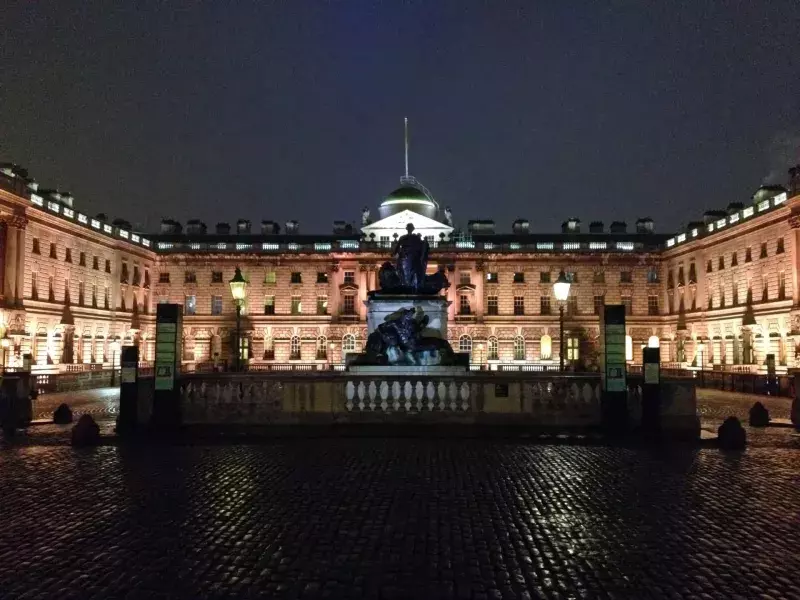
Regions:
[[2, 161, 799, 374]]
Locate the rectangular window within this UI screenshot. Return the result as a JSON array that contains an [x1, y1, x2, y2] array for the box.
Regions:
[[342, 295, 355, 315], [104, 286, 109, 309], [105, 259, 111, 273], [760, 243, 768, 259], [31, 272, 37, 299], [622, 295, 632, 315], [185, 295, 196, 315], [290, 272, 302, 284], [93, 256, 99, 270], [316, 272, 328, 284], [291, 295, 302, 314], [133, 266, 141, 286], [648, 295, 659, 315], [620, 271, 632, 284], [486, 272, 499, 283], [594, 295, 604, 315], [65, 248, 72, 263], [79, 252, 86, 267], [211, 271, 223, 283], [32, 238, 40, 254], [719, 286, 725, 308], [459, 294, 471, 314], [344, 271, 356, 285], [78, 281, 85, 306], [91, 284, 97, 308], [514, 296, 525, 315], [593, 271, 605, 284], [706, 260, 713, 273], [779, 271, 786, 299], [567, 295, 578, 315], [718, 256, 725, 270], [688, 263, 697, 283], [745, 247, 752, 262], [50, 243, 57, 259], [317, 295, 328, 314], [513, 272, 525, 283], [487, 296, 498, 315], [777, 237, 785, 254], [120, 263, 129, 284], [265, 271, 277, 284], [731, 252, 738, 266], [64, 279, 70, 304], [647, 268, 659, 284], [264, 295, 275, 315], [184, 271, 196, 284], [459, 271, 471, 285], [539, 271, 551, 283], [733, 283, 739, 306], [566, 271, 578, 283], [211, 295, 223, 315], [566, 337, 580, 361], [540, 296, 551, 315], [158, 272, 170, 284]]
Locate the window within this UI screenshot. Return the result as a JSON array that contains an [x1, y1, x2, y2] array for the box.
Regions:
[[120, 293, 126, 311], [594, 295, 604, 315], [514, 296, 524, 315], [184, 271, 196, 284], [732, 283, 739, 306], [91, 284, 97, 308], [290, 272, 302, 284], [317, 295, 328, 315], [49, 243, 57, 259], [719, 286, 725, 308], [344, 271, 356, 285], [184, 295, 196, 315], [342, 334, 357, 357], [144, 271, 150, 288], [93, 256, 99, 270], [566, 271, 578, 283], [265, 271, 277, 284], [688, 263, 697, 283], [718, 256, 724, 270], [458, 335, 472, 354], [622, 294, 632, 315], [647, 268, 659, 284], [487, 337, 499, 360], [32, 238, 40, 254], [290, 336, 301, 360], [708, 293, 713, 310], [706, 260, 713, 273], [648, 295, 659, 315], [513, 272, 525, 283], [593, 271, 605, 284], [64, 279, 70, 304], [78, 281, 85, 306], [317, 336, 327, 360], [211, 271, 223, 283], [31, 272, 37, 299], [731, 252, 738, 266], [264, 295, 275, 315], [459, 271, 471, 285], [745, 247, 752, 262], [104, 286, 109, 309], [540, 296, 551, 315], [211, 295, 223, 315], [776, 237, 785, 254], [316, 272, 328, 284], [539, 272, 551, 283], [291, 296, 302, 315], [513, 336, 525, 361], [762, 275, 768, 302], [65, 248, 72, 263], [779, 272, 786, 299], [667, 271, 674, 289], [132, 266, 141, 286], [459, 294, 471, 314], [566, 337, 579, 361], [567, 295, 578, 316], [620, 271, 632, 284], [79, 252, 86, 267], [486, 272, 499, 283], [487, 296, 498, 315], [158, 272, 170, 284], [105, 259, 111, 273], [540, 335, 552, 360], [625, 335, 633, 361], [760, 243, 767, 259], [343, 295, 356, 315]]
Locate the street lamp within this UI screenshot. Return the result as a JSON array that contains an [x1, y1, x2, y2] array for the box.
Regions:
[[0, 335, 10, 372], [109, 340, 121, 386], [553, 270, 571, 371], [229, 267, 248, 372]]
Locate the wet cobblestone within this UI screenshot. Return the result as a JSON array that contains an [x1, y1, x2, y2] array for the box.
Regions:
[[1, 441, 799, 599]]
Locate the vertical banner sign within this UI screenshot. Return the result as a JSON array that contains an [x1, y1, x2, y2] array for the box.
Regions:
[[601, 305, 627, 392], [155, 304, 182, 391]]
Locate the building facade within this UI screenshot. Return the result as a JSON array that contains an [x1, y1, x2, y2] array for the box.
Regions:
[[2, 163, 800, 373]]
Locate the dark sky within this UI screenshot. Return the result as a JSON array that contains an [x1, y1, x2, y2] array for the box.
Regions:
[[2, 1, 799, 234]]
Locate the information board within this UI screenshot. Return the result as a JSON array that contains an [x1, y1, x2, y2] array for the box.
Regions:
[[154, 305, 182, 391], [601, 305, 627, 392]]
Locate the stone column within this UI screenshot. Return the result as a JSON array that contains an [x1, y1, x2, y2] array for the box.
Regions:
[[14, 221, 26, 305], [3, 220, 18, 304]]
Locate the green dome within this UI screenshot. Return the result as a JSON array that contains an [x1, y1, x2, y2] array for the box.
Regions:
[[379, 185, 438, 220]]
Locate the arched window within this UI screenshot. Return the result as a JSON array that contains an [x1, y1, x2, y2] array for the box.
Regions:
[[487, 337, 499, 360], [540, 334, 552, 360], [342, 333, 356, 359], [625, 335, 633, 361], [647, 335, 660, 348], [513, 336, 525, 361], [317, 335, 327, 359], [290, 335, 301, 360], [458, 334, 472, 354]]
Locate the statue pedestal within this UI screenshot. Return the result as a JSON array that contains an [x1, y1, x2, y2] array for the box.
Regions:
[[365, 294, 451, 340]]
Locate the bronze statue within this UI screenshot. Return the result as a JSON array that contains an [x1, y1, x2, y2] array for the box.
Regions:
[[360, 307, 457, 366], [374, 223, 449, 295]]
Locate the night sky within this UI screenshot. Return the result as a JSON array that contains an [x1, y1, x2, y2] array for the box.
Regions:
[[2, 2, 799, 235]]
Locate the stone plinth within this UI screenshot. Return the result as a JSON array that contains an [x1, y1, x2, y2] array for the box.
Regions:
[[365, 294, 451, 339], [348, 365, 470, 376]]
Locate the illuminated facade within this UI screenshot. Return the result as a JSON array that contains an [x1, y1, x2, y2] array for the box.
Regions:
[[2, 161, 800, 373]]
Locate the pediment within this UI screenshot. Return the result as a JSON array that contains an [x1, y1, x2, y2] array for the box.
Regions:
[[362, 209, 453, 235]]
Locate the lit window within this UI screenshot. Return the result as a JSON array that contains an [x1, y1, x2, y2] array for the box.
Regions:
[[291, 296, 302, 314], [540, 335, 552, 360], [513, 336, 525, 361], [342, 333, 357, 357], [342, 295, 356, 315], [625, 335, 633, 361], [185, 295, 196, 315], [317, 295, 328, 315], [566, 337, 579, 361], [487, 337, 499, 360], [290, 336, 301, 360], [264, 295, 275, 315], [211, 295, 223, 315], [458, 335, 472, 354]]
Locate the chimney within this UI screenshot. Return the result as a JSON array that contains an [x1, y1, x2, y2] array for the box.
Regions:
[[512, 219, 529, 234], [726, 202, 744, 214], [703, 210, 726, 225], [467, 220, 495, 234], [186, 219, 207, 235], [561, 218, 581, 233], [285, 220, 299, 234], [160, 219, 182, 234], [635, 217, 654, 234], [112, 218, 132, 229], [236, 219, 251, 234], [790, 165, 800, 197], [609, 221, 627, 233], [589, 221, 604, 233], [215, 222, 231, 235], [261, 220, 280, 234]]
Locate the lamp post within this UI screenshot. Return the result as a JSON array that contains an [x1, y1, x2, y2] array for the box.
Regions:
[[229, 267, 248, 372], [109, 341, 121, 386], [553, 270, 571, 371], [0, 336, 9, 373]]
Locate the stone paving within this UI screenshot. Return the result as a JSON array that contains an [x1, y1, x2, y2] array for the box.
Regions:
[[31, 387, 119, 421], [1, 441, 799, 599]]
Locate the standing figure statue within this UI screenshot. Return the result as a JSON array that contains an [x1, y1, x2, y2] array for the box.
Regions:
[[361, 206, 371, 227], [392, 223, 428, 293]]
